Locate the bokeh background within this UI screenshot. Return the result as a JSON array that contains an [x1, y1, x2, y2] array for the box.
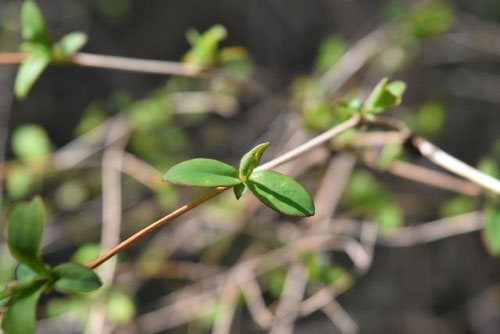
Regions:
[[1, 0, 500, 333]]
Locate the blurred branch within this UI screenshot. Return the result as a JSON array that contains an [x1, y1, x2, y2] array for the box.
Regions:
[[320, 23, 396, 95], [0, 52, 198, 77], [85, 117, 129, 334], [366, 117, 500, 195], [377, 211, 483, 247], [270, 263, 308, 334]]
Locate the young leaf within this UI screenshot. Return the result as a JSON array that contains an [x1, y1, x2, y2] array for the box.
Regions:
[[483, 203, 500, 255], [233, 183, 247, 199], [56, 32, 87, 57], [15, 264, 38, 282], [246, 170, 315, 216], [239, 142, 270, 181], [163, 158, 241, 187], [7, 197, 49, 274], [364, 78, 406, 114], [11, 124, 51, 162], [14, 53, 50, 99], [1, 281, 46, 334], [52, 263, 102, 293], [21, 0, 51, 45]]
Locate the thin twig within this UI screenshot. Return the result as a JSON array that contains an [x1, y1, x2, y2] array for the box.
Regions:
[[270, 263, 308, 334], [365, 117, 500, 195], [256, 114, 361, 172], [85, 118, 129, 334], [0, 52, 198, 77], [85, 187, 227, 269], [411, 136, 500, 195]]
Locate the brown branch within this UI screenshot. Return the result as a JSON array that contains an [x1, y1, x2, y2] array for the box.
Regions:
[[0, 52, 198, 77]]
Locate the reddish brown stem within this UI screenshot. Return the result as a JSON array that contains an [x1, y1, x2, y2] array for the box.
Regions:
[[85, 187, 227, 269]]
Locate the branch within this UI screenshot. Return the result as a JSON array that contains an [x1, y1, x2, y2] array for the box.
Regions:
[[366, 117, 500, 195], [0, 52, 198, 77], [85, 115, 362, 269], [411, 136, 500, 195]]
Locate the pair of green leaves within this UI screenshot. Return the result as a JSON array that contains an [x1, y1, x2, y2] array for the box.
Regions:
[[16, 0, 88, 99], [1, 197, 102, 334], [163, 143, 315, 217]]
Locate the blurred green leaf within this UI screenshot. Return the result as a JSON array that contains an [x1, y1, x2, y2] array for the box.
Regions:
[[239, 142, 270, 181], [409, 101, 446, 137], [219, 46, 251, 79], [478, 158, 499, 179], [7, 197, 48, 275], [54, 181, 88, 211], [483, 203, 500, 255], [12, 124, 51, 162], [14, 53, 50, 99], [247, 170, 315, 216], [440, 196, 476, 218], [71, 243, 102, 265], [410, 2, 455, 39], [52, 263, 102, 293], [377, 143, 403, 170], [107, 292, 136, 325], [6, 166, 33, 199], [364, 78, 406, 114], [21, 0, 51, 45], [15, 264, 37, 282], [314, 36, 346, 73], [183, 25, 227, 69], [1, 281, 46, 334], [374, 202, 403, 231], [163, 158, 241, 187], [56, 32, 87, 58], [323, 266, 347, 285]]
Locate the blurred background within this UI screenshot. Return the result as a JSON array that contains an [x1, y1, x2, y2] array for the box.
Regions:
[[0, 0, 500, 333]]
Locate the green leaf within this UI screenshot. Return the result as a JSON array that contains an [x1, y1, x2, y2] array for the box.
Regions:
[[15, 264, 37, 282], [107, 292, 136, 325], [246, 170, 315, 216], [14, 53, 50, 99], [21, 0, 51, 45], [1, 281, 46, 334], [71, 243, 101, 265], [6, 166, 33, 199], [56, 32, 87, 57], [440, 196, 476, 218], [52, 263, 102, 293], [7, 197, 48, 274], [483, 203, 500, 255], [239, 142, 270, 181], [11, 124, 51, 162], [374, 202, 403, 231], [183, 25, 227, 69], [163, 158, 241, 187], [364, 78, 406, 114], [233, 183, 247, 199], [314, 36, 346, 73]]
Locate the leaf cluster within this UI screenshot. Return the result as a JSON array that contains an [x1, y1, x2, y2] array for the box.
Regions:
[[15, 0, 88, 99], [164, 142, 315, 217], [1, 197, 102, 334]]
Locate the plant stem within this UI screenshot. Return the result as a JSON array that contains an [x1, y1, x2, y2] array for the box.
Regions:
[[366, 117, 500, 195], [85, 115, 361, 269], [86, 187, 228, 269], [0, 52, 198, 77], [411, 136, 500, 195], [255, 114, 361, 172]]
